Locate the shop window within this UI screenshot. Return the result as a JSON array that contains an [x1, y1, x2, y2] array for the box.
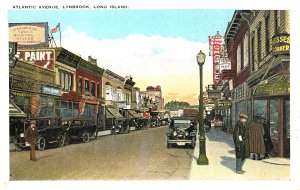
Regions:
[[269, 99, 279, 139], [285, 99, 290, 138], [235, 101, 247, 121], [253, 99, 267, 117], [39, 97, 54, 117]]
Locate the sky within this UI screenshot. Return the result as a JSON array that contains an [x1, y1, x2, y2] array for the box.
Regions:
[[8, 9, 234, 105]]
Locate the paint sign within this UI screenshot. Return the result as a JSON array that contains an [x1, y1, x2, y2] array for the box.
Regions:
[[219, 57, 231, 72], [16, 49, 55, 70], [209, 32, 224, 85]]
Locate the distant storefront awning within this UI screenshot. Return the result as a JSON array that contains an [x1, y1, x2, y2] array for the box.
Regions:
[[128, 110, 142, 118], [253, 74, 290, 96], [106, 108, 123, 119], [9, 100, 26, 117]]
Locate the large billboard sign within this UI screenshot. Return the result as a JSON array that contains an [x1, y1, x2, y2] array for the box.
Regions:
[[209, 31, 224, 85], [16, 49, 55, 70], [9, 22, 49, 48]]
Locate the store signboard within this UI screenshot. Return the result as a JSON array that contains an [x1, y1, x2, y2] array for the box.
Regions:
[[16, 49, 55, 70], [42, 86, 61, 96], [272, 33, 290, 55], [9, 22, 49, 48]]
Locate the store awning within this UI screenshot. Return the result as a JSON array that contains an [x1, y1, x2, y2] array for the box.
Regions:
[[106, 108, 123, 119], [9, 100, 26, 117], [128, 110, 142, 118], [253, 74, 290, 96]]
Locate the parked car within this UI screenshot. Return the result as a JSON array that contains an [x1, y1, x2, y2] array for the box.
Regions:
[[61, 117, 98, 144], [166, 117, 197, 149], [135, 118, 149, 130], [19, 117, 66, 151], [111, 118, 130, 134]]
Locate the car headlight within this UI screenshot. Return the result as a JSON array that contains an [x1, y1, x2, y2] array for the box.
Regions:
[[112, 126, 115, 129], [20, 133, 24, 138], [173, 131, 177, 136], [185, 131, 189, 136]]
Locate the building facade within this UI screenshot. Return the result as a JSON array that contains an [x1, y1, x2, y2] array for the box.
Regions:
[[247, 10, 290, 157]]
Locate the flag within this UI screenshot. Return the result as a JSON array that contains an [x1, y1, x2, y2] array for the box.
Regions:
[[50, 23, 60, 33]]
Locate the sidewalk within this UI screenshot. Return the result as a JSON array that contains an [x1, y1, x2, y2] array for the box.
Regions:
[[189, 127, 290, 180]]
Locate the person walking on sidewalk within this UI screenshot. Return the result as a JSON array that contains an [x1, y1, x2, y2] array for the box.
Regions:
[[233, 113, 250, 174], [25, 120, 39, 161], [249, 115, 266, 160], [259, 116, 273, 159]]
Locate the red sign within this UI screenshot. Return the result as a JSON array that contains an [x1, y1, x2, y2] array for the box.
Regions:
[[209, 34, 224, 85], [16, 49, 55, 70]]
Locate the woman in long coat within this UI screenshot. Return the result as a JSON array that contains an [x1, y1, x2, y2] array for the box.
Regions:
[[249, 116, 266, 160], [233, 113, 250, 174]]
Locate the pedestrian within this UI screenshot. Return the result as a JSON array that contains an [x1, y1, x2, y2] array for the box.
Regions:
[[25, 120, 39, 161], [233, 113, 250, 174], [248, 115, 266, 160], [259, 117, 273, 159]]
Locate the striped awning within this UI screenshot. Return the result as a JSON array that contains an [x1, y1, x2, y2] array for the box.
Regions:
[[9, 100, 26, 117], [106, 108, 123, 119], [253, 74, 290, 96]]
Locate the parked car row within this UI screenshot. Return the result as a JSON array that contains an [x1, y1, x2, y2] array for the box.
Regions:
[[13, 117, 98, 151], [12, 113, 170, 152]]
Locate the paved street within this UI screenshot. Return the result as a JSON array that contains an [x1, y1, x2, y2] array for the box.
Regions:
[[10, 126, 194, 180]]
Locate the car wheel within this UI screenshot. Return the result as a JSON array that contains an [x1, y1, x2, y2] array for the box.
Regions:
[[64, 135, 70, 146], [82, 132, 90, 143], [38, 136, 46, 151], [13, 138, 22, 152], [191, 137, 196, 149], [57, 134, 64, 147]]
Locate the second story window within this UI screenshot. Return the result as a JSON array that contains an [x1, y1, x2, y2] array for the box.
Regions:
[[91, 82, 96, 96], [251, 35, 255, 71], [243, 31, 249, 68], [78, 77, 82, 94], [265, 15, 270, 53], [236, 43, 242, 74], [257, 24, 262, 62], [59, 69, 73, 92], [84, 80, 90, 93]]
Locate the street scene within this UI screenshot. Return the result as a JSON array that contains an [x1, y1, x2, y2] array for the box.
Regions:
[[4, 3, 297, 190]]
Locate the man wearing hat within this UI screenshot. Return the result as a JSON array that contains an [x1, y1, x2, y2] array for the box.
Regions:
[[25, 120, 39, 161], [233, 113, 250, 174]]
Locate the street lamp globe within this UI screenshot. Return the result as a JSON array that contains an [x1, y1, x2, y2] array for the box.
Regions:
[[196, 50, 206, 66]]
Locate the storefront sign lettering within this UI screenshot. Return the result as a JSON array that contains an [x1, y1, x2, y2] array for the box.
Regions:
[[42, 86, 61, 96], [17, 49, 55, 70], [272, 33, 290, 55], [9, 23, 49, 47], [11, 79, 41, 93], [209, 33, 224, 85]]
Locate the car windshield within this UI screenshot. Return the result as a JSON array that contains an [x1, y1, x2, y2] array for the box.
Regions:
[[173, 120, 190, 129], [115, 120, 123, 125]]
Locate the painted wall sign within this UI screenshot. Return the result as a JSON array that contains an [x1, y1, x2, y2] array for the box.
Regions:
[[272, 33, 290, 55], [9, 23, 49, 47], [16, 49, 55, 70], [42, 85, 61, 96]]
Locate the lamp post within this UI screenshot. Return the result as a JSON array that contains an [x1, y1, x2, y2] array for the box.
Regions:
[[196, 50, 209, 165]]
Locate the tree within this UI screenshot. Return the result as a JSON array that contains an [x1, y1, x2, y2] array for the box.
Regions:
[[165, 100, 190, 110]]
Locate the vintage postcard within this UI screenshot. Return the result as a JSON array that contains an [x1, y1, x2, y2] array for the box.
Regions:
[[1, 0, 300, 190]]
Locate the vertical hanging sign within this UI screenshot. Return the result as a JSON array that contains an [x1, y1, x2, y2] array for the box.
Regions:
[[209, 31, 224, 85]]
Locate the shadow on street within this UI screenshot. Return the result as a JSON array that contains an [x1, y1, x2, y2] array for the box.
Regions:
[[220, 156, 236, 172]]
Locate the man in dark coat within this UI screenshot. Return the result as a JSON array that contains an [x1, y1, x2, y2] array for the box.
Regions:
[[25, 120, 39, 161], [249, 115, 266, 160], [233, 113, 250, 174], [259, 117, 273, 158]]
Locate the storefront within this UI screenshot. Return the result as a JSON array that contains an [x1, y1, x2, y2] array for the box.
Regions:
[[250, 73, 290, 157]]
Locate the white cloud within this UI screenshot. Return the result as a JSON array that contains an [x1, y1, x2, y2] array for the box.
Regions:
[[61, 26, 213, 104]]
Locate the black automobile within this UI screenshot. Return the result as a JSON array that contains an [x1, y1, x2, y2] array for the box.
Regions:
[[135, 118, 149, 130], [111, 118, 130, 134], [15, 117, 66, 151], [166, 117, 197, 149], [61, 117, 98, 144]]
